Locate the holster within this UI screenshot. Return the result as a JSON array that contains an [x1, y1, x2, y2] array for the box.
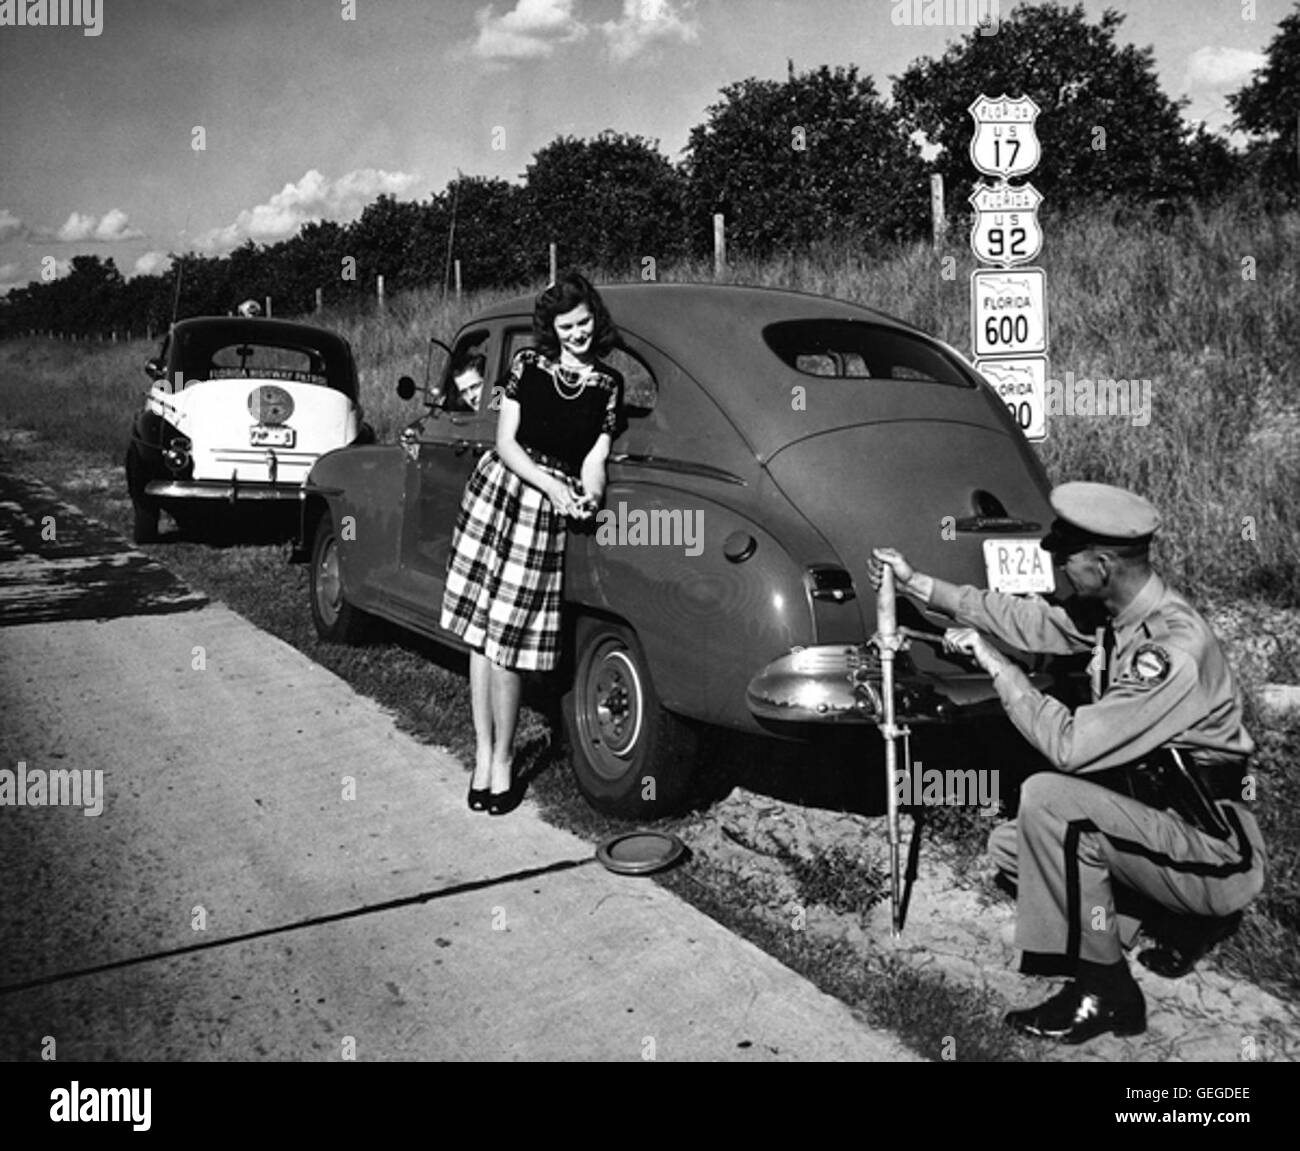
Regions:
[[1084, 748, 1239, 840]]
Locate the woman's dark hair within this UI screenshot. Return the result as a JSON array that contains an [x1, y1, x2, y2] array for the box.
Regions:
[[532, 271, 619, 359]]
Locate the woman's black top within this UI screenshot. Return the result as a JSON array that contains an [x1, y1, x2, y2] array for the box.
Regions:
[[504, 349, 624, 475]]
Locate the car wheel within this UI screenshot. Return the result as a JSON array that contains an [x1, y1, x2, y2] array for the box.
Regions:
[[562, 618, 700, 818], [171, 504, 213, 542], [125, 446, 159, 544], [309, 511, 367, 643]]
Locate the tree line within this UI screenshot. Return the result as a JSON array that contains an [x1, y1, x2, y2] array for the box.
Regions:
[[2, 2, 1296, 340]]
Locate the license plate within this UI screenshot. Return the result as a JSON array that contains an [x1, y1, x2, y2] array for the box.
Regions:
[[250, 425, 295, 448], [983, 538, 1054, 594]]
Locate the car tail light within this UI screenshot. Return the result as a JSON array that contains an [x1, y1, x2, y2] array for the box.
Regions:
[[163, 435, 191, 471], [805, 565, 856, 603]]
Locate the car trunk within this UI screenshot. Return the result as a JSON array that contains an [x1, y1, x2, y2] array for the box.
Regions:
[[765, 419, 1055, 673], [175, 379, 357, 485]]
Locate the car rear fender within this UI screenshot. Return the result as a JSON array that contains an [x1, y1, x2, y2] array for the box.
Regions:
[[301, 444, 407, 599], [566, 480, 825, 732]]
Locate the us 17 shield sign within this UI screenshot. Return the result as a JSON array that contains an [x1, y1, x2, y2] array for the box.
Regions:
[[968, 94, 1042, 180]]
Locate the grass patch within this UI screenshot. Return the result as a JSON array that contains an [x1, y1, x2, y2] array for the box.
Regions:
[[660, 865, 1031, 1062], [784, 844, 889, 917]]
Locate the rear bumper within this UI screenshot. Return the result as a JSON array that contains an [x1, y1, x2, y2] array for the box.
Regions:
[[746, 643, 1053, 726], [144, 479, 301, 502]]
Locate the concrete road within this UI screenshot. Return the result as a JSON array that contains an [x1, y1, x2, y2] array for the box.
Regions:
[[0, 469, 920, 1062]]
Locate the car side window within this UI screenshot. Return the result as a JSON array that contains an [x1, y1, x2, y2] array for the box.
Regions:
[[764, 320, 973, 388], [488, 327, 535, 413], [602, 347, 657, 415], [443, 330, 491, 413]]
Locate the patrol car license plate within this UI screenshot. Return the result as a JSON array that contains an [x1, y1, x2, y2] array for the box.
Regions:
[[250, 425, 295, 448], [983, 538, 1053, 594]]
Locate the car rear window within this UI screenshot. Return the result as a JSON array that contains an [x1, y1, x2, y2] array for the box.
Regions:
[[762, 320, 973, 388], [205, 342, 329, 385]]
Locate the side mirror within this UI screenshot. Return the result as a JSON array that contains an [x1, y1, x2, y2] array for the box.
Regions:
[[397, 376, 417, 400], [145, 357, 166, 381]]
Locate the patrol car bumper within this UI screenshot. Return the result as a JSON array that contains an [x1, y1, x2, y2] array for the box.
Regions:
[[746, 643, 1055, 725]]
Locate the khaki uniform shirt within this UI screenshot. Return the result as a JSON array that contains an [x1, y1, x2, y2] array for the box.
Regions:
[[929, 572, 1255, 772]]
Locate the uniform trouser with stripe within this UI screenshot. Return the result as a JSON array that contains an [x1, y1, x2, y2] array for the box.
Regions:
[[987, 771, 1266, 966]]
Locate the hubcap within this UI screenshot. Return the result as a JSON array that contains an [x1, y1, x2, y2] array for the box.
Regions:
[[586, 645, 644, 771], [315, 535, 341, 625]]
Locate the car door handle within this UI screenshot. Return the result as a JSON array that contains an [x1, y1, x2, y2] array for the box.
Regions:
[[453, 439, 472, 455]]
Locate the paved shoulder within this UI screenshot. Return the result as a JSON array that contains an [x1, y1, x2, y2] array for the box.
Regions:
[[0, 470, 206, 625], [0, 474, 918, 1062]]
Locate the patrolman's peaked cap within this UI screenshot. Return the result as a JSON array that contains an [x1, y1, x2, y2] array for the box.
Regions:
[[1041, 482, 1160, 555]]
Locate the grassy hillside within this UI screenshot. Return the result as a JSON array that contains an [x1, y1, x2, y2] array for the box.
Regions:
[[6, 198, 1295, 605]]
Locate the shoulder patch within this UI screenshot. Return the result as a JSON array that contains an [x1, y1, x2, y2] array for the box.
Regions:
[[1131, 642, 1172, 685]]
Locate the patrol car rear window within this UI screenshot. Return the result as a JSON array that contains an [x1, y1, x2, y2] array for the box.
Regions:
[[762, 320, 973, 388], [206, 342, 329, 385]]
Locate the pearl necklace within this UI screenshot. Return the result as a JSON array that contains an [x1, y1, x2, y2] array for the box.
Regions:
[[552, 359, 594, 401]]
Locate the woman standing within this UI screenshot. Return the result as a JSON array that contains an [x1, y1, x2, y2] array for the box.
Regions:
[[440, 272, 624, 814]]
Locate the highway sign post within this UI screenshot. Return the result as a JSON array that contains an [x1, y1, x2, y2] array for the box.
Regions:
[[968, 93, 1048, 442]]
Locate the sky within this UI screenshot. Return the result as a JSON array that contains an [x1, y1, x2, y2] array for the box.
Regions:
[[0, 0, 1292, 294]]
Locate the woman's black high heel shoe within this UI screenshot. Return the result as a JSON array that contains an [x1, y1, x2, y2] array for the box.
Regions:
[[467, 784, 491, 811], [487, 785, 521, 815]]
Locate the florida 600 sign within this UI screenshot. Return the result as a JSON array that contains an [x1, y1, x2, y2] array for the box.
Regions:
[[971, 268, 1048, 357]]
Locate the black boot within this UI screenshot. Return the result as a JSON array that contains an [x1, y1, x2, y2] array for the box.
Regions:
[[1138, 911, 1242, 978], [1006, 961, 1145, 1044]]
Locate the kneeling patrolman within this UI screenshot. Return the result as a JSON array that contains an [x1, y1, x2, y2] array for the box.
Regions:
[[868, 482, 1265, 1044]]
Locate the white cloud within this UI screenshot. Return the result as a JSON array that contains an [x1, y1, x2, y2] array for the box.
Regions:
[[0, 209, 22, 240], [0, 260, 23, 296], [1183, 46, 1265, 91], [190, 168, 419, 254], [471, 0, 587, 60], [133, 251, 173, 277], [53, 208, 144, 243], [601, 0, 698, 62]]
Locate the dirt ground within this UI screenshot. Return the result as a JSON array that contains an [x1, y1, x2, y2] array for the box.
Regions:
[[673, 785, 1299, 1062]]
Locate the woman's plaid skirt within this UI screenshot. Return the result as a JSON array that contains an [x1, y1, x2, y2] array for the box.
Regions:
[[439, 449, 569, 671]]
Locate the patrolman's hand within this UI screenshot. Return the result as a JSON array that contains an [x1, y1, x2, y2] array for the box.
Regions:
[[943, 627, 1009, 676], [868, 547, 914, 589], [868, 547, 935, 604]]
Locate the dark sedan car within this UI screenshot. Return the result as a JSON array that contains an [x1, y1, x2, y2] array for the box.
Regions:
[[126, 316, 371, 543], [300, 283, 1070, 817]]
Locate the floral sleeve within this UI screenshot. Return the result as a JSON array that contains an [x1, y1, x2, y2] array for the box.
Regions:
[[503, 348, 536, 402], [600, 368, 626, 438]]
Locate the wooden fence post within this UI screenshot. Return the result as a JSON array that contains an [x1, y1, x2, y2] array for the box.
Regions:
[[549, 242, 557, 284], [713, 213, 726, 279], [454, 259, 462, 301], [930, 174, 947, 250], [376, 275, 385, 311]]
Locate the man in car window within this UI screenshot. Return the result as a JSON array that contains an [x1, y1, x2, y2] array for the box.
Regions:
[[448, 353, 486, 412], [869, 482, 1264, 1045]]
